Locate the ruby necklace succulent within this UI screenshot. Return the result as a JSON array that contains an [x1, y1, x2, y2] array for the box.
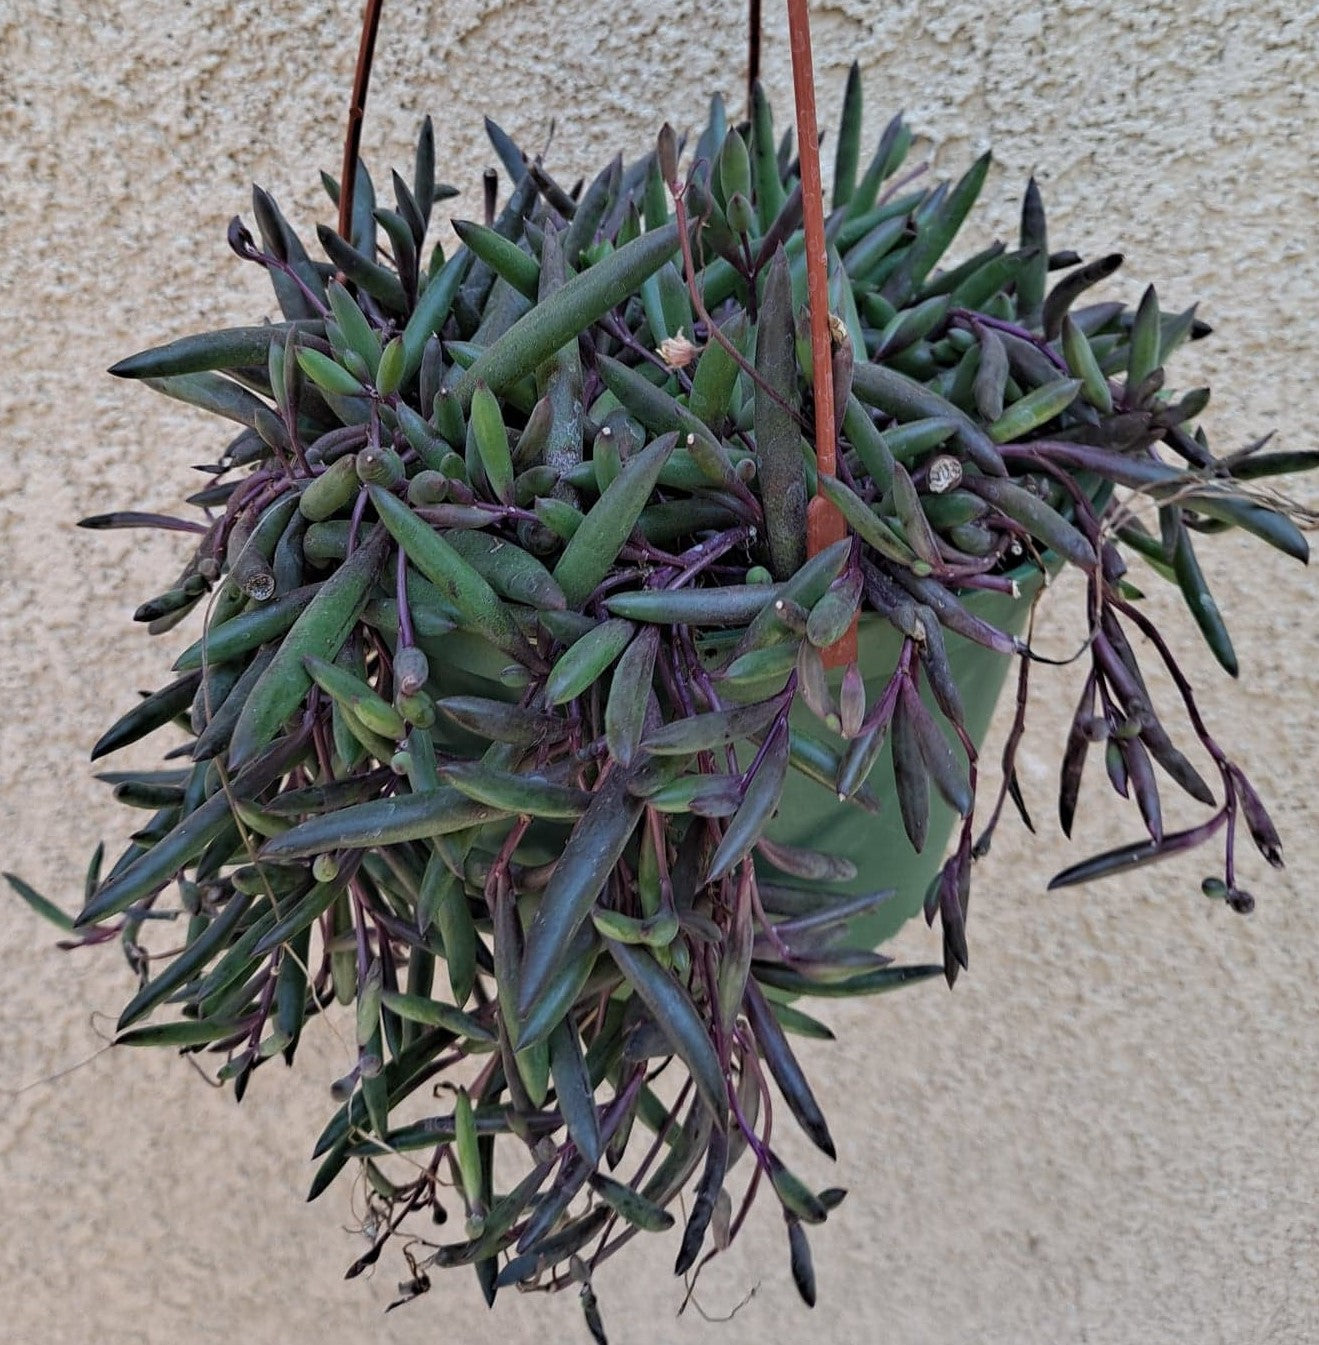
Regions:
[[8, 60, 1317, 1339]]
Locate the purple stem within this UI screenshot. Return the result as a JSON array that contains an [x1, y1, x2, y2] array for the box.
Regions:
[[395, 544, 415, 649], [953, 310, 1069, 372], [669, 526, 753, 589], [346, 486, 369, 555]]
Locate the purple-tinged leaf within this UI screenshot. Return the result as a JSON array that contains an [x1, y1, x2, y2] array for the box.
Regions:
[[1047, 814, 1228, 889], [1231, 768, 1284, 869]]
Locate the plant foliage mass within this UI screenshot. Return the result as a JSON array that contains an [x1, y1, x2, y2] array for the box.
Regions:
[[11, 70, 1314, 1326]]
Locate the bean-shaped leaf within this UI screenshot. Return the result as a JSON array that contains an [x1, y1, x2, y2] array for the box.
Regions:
[[890, 463, 942, 569], [518, 770, 642, 1017], [855, 358, 1011, 473], [752, 962, 943, 997], [110, 323, 317, 380], [706, 723, 790, 883], [78, 790, 230, 926], [1230, 767, 1283, 869], [1181, 493, 1308, 564], [259, 789, 507, 860], [674, 1127, 728, 1274], [1170, 520, 1237, 676], [605, 938, 727, 1123], [902, 682, 971, 816], [228, 531, 388, 767], [1121, 735, 1163, 842], [452, 222, 679, 404], [451, 220, 540, 300], [5, 873, 75, 932], [974, 325, 1009, 422], [891, 688, 929, 851], [767, 1151, 829, 1224], [605, 583, 780, 627], [588, 1171, 674, 1232], [641, 697, 783, 756], [987, 378, 1082, 444], [815, 474, 919, 568], [605, 626, 659, 768], [173, 586, 319, 672], [744, 980, 835, 1159], [1016, 176, 1048, 323], [553, 434, 678, 607], [368, 487, 534, 665], [755, 837, 857, 885], [787, 1219, 817, 1307], [1047, 816, 1227, 889], [549, 1019, 603, 1167], [468, 381, 516, 503], [114, 892, 255, 1030], [756, 246, 808, 579], [435, 695, 566, 747], [142, 372, 288, 449], [439, 761, 591, 820], [1042, 253, 1124, 341], [965, 475, 1095, 569], [1059, 676, 1096, 839], [92, 671, 203, 759], [545, 618, 635, 705]]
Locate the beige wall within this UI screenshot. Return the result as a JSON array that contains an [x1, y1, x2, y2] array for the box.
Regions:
[[2, 2, 1317, 1342]]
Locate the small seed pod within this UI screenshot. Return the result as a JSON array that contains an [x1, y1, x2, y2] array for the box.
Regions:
[[394, 646, 430, 697], [1225, 887, 1255, 914], [356, 444, 405, 487]]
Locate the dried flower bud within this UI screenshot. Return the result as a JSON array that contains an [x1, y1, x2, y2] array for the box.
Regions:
[[656, 122, 679, 185], [658, 328, 699, 370]]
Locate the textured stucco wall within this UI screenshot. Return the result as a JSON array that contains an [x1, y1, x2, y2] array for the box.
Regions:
[[2, 2, 1316, 1342]]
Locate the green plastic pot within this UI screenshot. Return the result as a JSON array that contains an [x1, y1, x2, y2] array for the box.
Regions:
[[747, 575, 1041, 951]]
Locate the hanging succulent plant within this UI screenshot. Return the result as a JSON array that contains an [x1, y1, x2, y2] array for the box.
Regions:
[[9, 51, 1316, 1337]]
